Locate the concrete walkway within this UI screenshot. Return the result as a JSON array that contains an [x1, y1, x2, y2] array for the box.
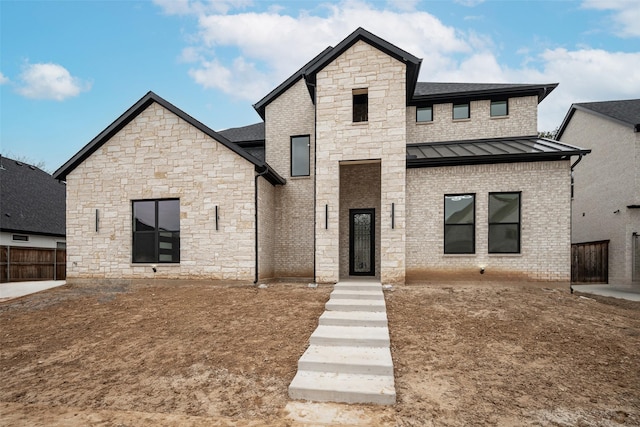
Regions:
[[0, 280, 66, 300], [571, 284, 640, 302], [289, 279, 396, 405]]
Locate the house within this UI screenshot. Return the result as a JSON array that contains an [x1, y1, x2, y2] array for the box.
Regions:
[[0, 156, 66, 282], [557, 99, 640, 285], [53, 28, 589, 285]]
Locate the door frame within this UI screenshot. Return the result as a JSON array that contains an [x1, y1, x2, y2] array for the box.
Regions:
[[349, 208, 375, 276]]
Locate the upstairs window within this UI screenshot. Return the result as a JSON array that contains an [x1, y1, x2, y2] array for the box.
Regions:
[[133, 199, 180, 263], [453, 103, 470, 120], [353, 88, 368, 122], [490, 100, 508, 117], [488, 192, 521, 253], [444, 194, 475, 254], [291, 135, 310, 177], [416, 106, 433, 122]]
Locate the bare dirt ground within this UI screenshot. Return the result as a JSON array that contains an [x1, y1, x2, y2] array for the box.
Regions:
[[1, 280, 638, 426]]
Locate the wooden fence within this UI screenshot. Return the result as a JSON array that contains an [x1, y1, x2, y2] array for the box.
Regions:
[[571, 240, 608, 283], [0, 246, 66, 283]]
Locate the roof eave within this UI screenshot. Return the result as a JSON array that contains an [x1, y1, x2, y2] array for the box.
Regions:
[[411, 84, 558, 105]]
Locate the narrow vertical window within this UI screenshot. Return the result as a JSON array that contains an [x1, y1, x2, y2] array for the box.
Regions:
[[353, 88, 368, 122], [488, 192, 521, 253], [490, 100, 508, 117], [453, 103, 470, 120], [133, 199, 180, 263], [444, 194, 475, 254], [291, 135, 310, 176], [416, 106, 433, 122]]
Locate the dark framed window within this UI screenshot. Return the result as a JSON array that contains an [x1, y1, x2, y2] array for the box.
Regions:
[[12, 234, 29, 241], [416, 106, 433, 122], [353, 89, 368, 122], [488, 192, 521, 253], [490, 100, 508, 117], [453, 103, 470, 120], [291, 135, 310, 176], [444, 194, 475, 254], [132, 199, 180, 263]]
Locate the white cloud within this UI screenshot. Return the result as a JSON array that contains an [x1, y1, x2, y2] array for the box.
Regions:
[[0, 72, 9, 85], [454, 0, 485, 6], [17, 63, 91, 101], [153, 0, 253, 15], [582, 0, 640, 37], [386, 0, 419, 12]]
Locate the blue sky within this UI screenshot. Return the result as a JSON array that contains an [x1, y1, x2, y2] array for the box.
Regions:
[[1, 0, 639, 173]]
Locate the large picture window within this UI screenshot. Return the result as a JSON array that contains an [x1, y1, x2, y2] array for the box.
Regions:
[[291, 135, 310, 176], [444, 194, 475, 254], [488, 192, 521, 253], [132, 199, 180, 263]]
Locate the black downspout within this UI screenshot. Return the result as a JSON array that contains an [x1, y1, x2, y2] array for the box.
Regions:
[[569, 153, 584, 291], [254, 166, 269, 284], [310, 81, 317, 284]]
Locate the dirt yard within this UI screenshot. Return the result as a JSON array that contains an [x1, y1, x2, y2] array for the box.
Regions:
[[0, 280, 638, 426]]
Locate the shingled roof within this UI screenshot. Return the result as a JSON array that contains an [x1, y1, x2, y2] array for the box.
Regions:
[[0, 156, 66, 237], [557, 99, 640, 139], [412, 82, 557, 104]]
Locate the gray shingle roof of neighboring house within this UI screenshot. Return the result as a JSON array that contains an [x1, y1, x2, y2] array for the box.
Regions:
[[218, 122, 266, 162], [556, 99, 640, 139], [0, 156, 66, 237], [53, 92, 285, 186]]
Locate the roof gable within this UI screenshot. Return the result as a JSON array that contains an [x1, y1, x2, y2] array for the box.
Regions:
[[0, 156, 66, 236], [53, 92, 284, 185], [557, 99, 640, 139]]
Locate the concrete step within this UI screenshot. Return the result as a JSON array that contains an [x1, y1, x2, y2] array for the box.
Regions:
[[289, 370, 396, 405], [319, 310, 388, 327], [326, 298, 386, 312], [334, 282, 381, 292], [310, 325, 389, 347], [298, 345, 393, 375], [330, 289, 384, 301]]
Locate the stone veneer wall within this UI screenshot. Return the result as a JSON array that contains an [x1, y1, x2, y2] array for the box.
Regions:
[[406, 160, 572, 282], [265, 79, 315, 279], [315, 40, 406, 284], [65, 102, 258, 283], [406, 96, 538, 143], [339, 162, 381, 279], [561, 109, 640, 284]]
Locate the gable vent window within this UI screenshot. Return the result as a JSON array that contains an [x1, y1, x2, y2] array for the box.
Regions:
[[353, 88, 368, 123], [453, 103, 470, 120], [12, 234, 29, 242], [491, 100, 508, 117]]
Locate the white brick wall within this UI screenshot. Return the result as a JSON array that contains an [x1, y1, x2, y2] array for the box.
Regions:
[[66, 102, 259, 283], [406, 160, 572, 282], [407, 96, 538, 143]]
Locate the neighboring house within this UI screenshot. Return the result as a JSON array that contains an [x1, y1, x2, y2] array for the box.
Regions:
[[0, 156, 66, 282], [557, 99, 640, 285], [53, 28, 589, 285]]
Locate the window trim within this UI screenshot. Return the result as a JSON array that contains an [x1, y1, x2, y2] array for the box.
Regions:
[[444, 193, 476, 254], [352, 88, 368, 123], [490, 99, 509, 117], [488, 192, 521, 254], [416, 106, 433, 123], [453, 102, 470, 120], [132, 198, 180, 264], [12, 234, 29, 242], [290, 134, 311, 177]]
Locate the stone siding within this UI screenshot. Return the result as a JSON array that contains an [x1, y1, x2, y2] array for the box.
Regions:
[[65, 102, 258, 283], [265, 79, 315, 279], [315, 40, 406, 284], [562, 109, 640, 284], [406, 160, 572, 282], [407, 96, 538, 143]]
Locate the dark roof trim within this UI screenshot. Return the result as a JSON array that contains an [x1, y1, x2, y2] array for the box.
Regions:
[[0, 227, 66, 238], [410, 83, 558, 105], [407, 136, 590, 168], [557, 102, 640, 140], [53, 91, 285, 186], [253, 47, 333, 120], [303, 27, 422, 106], [627, 205, 640, 209]]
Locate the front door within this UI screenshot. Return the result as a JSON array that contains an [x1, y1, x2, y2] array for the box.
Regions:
[[349, 209, 375, 276]]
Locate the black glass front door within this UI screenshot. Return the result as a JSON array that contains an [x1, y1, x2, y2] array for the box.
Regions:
[[349, 209, 375, 276]]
